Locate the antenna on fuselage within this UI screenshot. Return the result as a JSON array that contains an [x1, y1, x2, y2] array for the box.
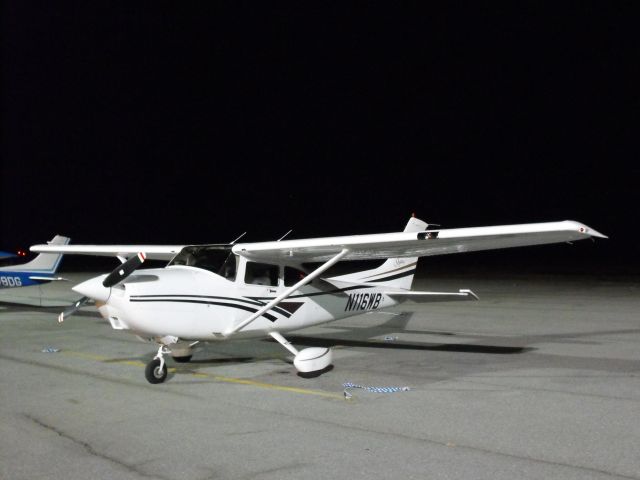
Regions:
[[230, 232, 247, 244], [277, 230, 293, 242]]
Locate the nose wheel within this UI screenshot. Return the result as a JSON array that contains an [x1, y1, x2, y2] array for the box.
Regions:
[[145, 345, 169, 384]]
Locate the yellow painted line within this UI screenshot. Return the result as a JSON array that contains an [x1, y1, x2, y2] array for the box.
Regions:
[[204, 374, 342, 399], [62, 350, 343, 399], [63, 351, 146, 368]]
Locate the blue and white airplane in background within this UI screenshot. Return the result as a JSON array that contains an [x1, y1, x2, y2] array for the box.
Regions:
[[0, 235, 69, 288], [0, 251, 17, 261]]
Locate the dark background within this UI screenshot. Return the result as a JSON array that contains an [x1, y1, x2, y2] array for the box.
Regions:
[[1, 3, 637, 274]]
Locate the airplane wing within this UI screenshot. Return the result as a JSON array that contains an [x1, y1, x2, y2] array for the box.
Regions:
[[232, 220, 606, 263], [29, 244, 184, 261]]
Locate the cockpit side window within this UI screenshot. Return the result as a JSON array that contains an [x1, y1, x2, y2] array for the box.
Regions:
[[245, 262, 278, 286], [219, 253, 237, 281]]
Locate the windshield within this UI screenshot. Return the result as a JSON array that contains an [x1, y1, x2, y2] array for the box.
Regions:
[[169, 245, 237, 280]]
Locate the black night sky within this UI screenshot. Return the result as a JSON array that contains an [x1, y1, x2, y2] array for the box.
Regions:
[[1, 3, 638, 274]]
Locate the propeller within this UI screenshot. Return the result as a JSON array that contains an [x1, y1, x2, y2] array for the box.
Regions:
[[58, 252, 146, 323], [58, 296, 92, 323], [102, 252, 146, 288]]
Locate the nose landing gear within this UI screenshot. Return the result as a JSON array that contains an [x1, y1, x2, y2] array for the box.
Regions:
[[145, 345, 169, 384], [143, 339, 197, 383]]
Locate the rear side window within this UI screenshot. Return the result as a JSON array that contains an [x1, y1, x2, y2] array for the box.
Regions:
[[245, 262, 278, 286], [284, 266, 307, 286]]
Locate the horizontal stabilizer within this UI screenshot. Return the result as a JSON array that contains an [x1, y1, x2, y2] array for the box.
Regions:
[[385, 289, 479, 302]]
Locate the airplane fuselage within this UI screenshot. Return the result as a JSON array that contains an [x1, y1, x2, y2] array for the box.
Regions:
[[81, 266, 402, 341], [0, 271, 54, 288]]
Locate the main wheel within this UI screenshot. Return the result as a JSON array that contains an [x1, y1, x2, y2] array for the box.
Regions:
[[172, 355, 192, 363], [145, 358, 168, 384]]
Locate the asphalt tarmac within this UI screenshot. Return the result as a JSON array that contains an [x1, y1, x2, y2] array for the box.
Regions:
[[1, 271, 639, 480]]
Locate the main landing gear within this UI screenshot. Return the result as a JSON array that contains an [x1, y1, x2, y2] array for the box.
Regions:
[[269, 332, 333, 375], [142, 333, 332, 384]]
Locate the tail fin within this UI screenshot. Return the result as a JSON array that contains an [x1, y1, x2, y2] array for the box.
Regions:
[[331, 217, 426, 290], [17, 235, 70, 273]]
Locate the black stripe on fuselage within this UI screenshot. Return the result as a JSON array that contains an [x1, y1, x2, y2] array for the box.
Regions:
[[363, 261, 418, 281], [367, 269, 416, 283], [130, 294, 262, 306], [129, 285, 376, 322], [129, 294, 291, 318], [248, 285, 373, 302], [129, 297, 279, 322]]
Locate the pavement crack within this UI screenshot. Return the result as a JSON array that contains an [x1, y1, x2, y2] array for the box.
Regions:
[[23, 414, 171, 480], [234, 403, 640, 480], [240, 462, 308, 480]]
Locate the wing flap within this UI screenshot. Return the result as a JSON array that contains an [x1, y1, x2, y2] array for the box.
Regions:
[[232, 220, 606, 263]]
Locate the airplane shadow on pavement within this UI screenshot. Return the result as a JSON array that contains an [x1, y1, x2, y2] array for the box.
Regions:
[[280, 312, 532, 355]]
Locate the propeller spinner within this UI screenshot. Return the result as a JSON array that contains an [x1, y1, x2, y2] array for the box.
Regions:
[[58, 252, 147, 322]]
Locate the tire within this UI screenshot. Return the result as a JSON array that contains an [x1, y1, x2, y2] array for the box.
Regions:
[[172, 355, 192, 363], [145, 358, 168, 384]]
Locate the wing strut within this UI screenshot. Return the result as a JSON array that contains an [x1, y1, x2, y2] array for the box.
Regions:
[[223, 249, 349, 336], [269, 331, 299, 355]]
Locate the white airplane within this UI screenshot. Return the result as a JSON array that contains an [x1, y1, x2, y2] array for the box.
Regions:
[[0, 235, 69, 289], [31, 217, 605, 384]]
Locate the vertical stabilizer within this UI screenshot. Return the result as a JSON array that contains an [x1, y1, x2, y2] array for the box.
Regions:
[[330, 217, 427, 290], [10, 235, 70, 273]]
